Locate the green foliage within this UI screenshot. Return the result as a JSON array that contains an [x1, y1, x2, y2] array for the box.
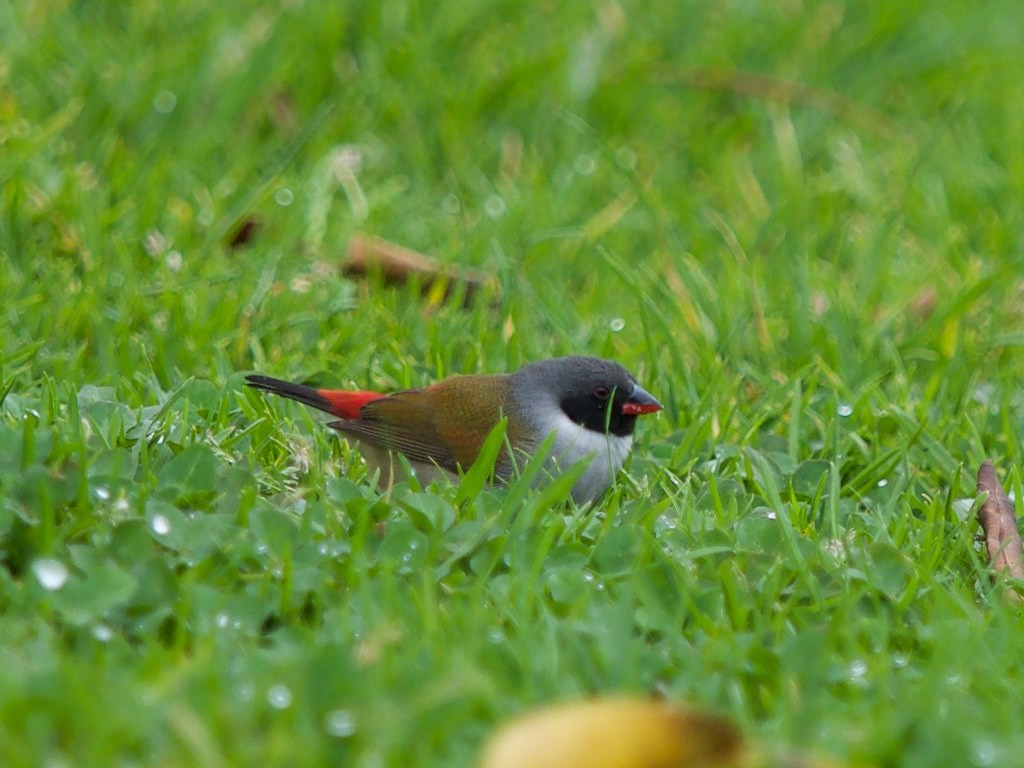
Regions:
[[3, 0, 1024, 765]]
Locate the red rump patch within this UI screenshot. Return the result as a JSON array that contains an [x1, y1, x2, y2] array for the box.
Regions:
[[316, 389, 385, 420]]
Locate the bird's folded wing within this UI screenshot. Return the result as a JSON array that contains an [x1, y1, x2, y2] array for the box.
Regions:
[[328, 387, 520, 479], [325, 390, 467, 474]]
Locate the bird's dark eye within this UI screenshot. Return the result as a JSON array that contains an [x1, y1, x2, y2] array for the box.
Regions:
[[594, 385, 611, 400]]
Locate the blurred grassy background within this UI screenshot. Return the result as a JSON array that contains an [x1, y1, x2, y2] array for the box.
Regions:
[[3, 0, 1024, 765]]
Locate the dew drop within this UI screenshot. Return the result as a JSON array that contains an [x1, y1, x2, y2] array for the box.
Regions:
[[32, 559, 68, 591], [972, 383, 995, 407], [441, 194, 461, 214], [324, 709, 358, 738], [582, 572, 595, 583], [609, 317, 626, 332], [94, 486, 111, 501], [92, 624, 114, 642], [153, 89, 177, 113], [267, 684, 292, 709], [216, 612, 230, 629], [971, 739, 997, 766], [274, 188, 294, 207], [848, 659, 868, 680], [150, 514, 171, 536], [655, 514, 677, 532], [892, 654, 908, 669], [615, 146, 637, 170], [837, 403, 854, 417], [483, 195, 506, 218], [876, 478, 889, 488], [486, 627, 505, 644], [573, 154, 596, 176]]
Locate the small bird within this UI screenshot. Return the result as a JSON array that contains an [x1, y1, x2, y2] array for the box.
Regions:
[[246, 356, 662, 503]]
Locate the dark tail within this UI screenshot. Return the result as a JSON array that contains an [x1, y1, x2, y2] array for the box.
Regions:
[[245, 375, 334, 415]]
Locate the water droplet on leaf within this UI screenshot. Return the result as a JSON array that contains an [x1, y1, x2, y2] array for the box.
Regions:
[[574, 154, 596, 175], [32, 559, 68, 591], [442, 194, 461, 214], [848, 659, 867, 680], [615, 146, 637, 170], [153, 89, 177, 113], [267, 684, 292, 709], [972, 739, 997, 766], [324, 709, 357, 738], [484, 195, 506, 218]]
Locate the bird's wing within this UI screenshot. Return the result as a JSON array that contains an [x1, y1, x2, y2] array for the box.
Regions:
[[329, 389, 462, 472], [329, 376, 523, 479], [432, 376, 531, 479]]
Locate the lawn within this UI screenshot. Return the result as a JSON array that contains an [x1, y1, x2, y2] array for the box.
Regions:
[[3, 1, 1024, 765]]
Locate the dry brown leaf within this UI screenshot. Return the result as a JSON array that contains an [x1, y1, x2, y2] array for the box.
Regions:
[[344, 234, 496, 308], [226, 216, 261, 249], [479, 697, 744, 768], [977, 460, 1024, 586], [907, 286, 937, 322], [269, 89, 297, 133], [478, 696, 856, 768]]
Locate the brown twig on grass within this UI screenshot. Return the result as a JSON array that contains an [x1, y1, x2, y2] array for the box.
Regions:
[[977, 461, 1024, 591], [343, 234, 496, 308]]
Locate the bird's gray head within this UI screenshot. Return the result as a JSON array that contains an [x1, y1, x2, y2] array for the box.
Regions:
[[511, 356, 662, 437]]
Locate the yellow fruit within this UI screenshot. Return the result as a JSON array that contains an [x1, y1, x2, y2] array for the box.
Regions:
[[479, 697, 745, 768]]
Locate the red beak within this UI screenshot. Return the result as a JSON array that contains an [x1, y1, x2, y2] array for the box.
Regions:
[[621, 384, 663, 416]]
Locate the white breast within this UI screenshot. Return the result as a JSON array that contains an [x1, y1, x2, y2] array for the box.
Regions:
[[539, 408, 634, 503], [352, 408, 632, 503]]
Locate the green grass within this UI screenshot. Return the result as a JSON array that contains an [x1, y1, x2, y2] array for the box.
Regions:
[[4, 0, 1024, 765]]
